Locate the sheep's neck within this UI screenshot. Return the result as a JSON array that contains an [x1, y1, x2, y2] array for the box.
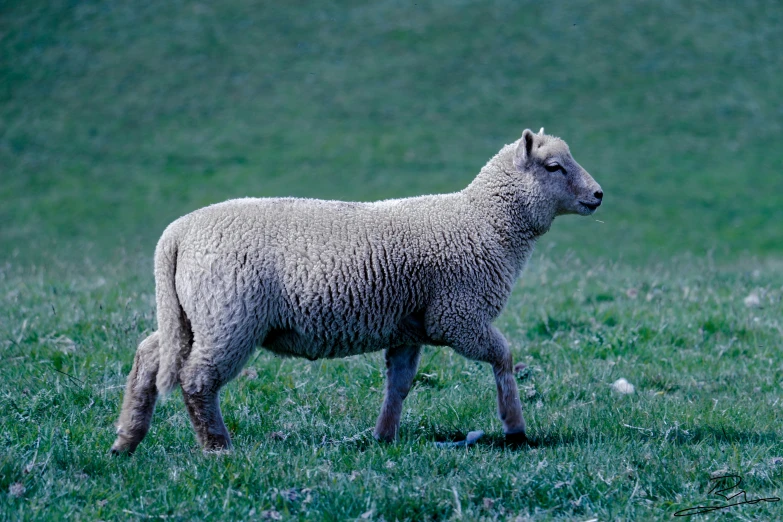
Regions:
[[463, 166, 554, 271], [462, 192, 545, 275]]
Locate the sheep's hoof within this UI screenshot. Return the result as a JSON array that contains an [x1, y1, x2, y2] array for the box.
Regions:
[[200, 433, 233, 454], [109, 438, 136, 456], [373, 431, 395, 443], [202, 442, 232, 455], [504, 430, 528, 447]]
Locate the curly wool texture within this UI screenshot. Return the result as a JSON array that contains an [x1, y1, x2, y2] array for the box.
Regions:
[[155, 141, 545, 394], [112, 129, 603, 453]]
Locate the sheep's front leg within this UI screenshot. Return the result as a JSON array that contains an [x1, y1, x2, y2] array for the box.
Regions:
[[374, 344, 421, 442], [449, 325, 526, 440]]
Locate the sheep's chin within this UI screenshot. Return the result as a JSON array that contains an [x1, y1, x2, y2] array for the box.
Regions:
[[575, 203, 598, 216]]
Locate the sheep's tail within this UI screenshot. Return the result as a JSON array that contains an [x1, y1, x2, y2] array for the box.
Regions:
[[154, 231, 192, 396]]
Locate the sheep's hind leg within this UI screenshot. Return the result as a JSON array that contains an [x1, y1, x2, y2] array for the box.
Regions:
[[179, 355, 232, 452], [374, 344, 421, 442], [448, 325, 526, 442], [111, 332, 160, 455]]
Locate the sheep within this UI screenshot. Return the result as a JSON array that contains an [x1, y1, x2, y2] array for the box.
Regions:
[[110, 128, 603, 454]]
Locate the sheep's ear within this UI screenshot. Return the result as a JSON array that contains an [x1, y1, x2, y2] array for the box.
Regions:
[[514, 129, 536, 168], [538, 127, 545, 135]]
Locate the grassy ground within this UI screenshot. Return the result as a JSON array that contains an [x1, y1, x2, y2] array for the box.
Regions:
[[2, 0, 783, 520]]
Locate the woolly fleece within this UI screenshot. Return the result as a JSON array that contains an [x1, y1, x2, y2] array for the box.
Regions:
[[111, 129, 603, 453]]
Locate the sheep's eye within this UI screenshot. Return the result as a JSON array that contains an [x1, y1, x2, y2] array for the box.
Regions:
[[544, 163, 566, 175]]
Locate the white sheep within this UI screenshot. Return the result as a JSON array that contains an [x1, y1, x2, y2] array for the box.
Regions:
[[111, 128, 603, 453]]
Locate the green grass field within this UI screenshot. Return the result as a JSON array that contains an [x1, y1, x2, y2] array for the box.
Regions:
[[2, 0, 783, 520]]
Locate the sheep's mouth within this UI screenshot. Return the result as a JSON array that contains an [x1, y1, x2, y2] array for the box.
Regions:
[[579, 200, 601, 212]]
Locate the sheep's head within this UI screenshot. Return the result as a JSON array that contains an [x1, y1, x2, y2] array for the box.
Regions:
[[513, 128, 603, 217]]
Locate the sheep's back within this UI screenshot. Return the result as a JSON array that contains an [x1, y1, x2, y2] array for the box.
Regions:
[[167, 195, 500, 355]]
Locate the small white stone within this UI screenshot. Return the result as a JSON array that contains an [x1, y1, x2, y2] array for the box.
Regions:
[[465, 430, 484, 445], [612, 378, 635, 395], [744, 292, 761, 308]]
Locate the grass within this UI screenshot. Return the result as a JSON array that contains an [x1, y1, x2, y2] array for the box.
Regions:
[[2, 0, 783, 520], [2, 255, 782, 520]]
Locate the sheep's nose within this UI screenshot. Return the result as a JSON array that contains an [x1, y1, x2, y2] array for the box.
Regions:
[[594, 190, 603, 200]]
